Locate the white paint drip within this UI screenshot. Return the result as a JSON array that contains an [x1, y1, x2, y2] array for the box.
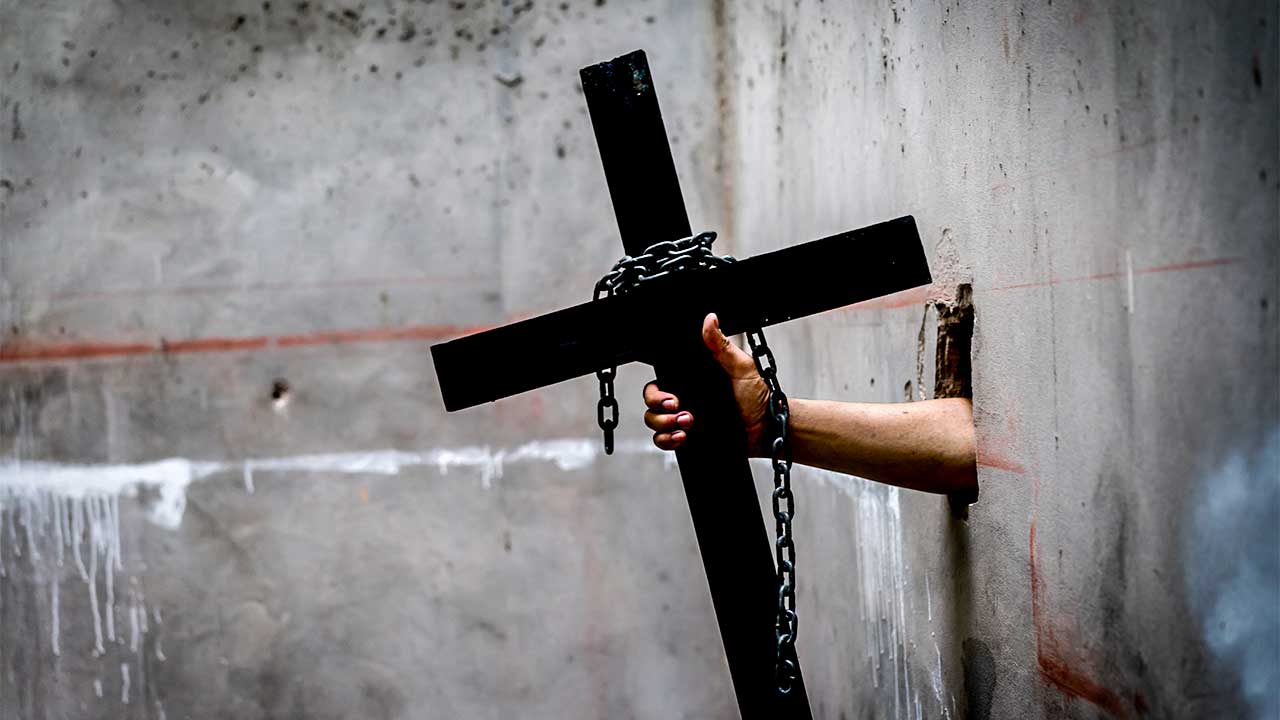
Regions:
[[0, 437, 662, 693], [931, 637, 948, 716], [236, 438, 648, 490], [0, 439, 658, 530], [50, 571, 59, 656], [86, 504, 103, 655], [925, 574, 932, 622], [0, 458, 206, 530], [798, 466, 950, 720], [128, 585, 142, 654]]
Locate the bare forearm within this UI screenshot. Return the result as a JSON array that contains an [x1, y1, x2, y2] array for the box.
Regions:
[[786, 397, 977, 495], [642, 315, 979, 495]]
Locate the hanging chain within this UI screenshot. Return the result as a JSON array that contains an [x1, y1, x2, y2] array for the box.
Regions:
[[747, 328, 798, 695], [595, 366, 618, 454], [592, 232, 735, 455], [591, 232, 798, 695]]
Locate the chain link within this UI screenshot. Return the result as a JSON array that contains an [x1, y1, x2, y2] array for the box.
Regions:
[[595, 366, 618, 455], [591, 232, 798, 695], [595, 232, 735, 298], [747, 328, 798, 695], [591, 232, 735, 455]]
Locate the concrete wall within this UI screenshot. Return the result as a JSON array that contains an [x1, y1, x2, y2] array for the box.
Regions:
[[1, 1, 1276, 719], [0, 1, 736, 718], [722, 1, 1278, 718]]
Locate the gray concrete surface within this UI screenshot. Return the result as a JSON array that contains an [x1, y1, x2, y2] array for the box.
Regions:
[[1, 1, 1276, 718], [724, 1, 1278, 718]]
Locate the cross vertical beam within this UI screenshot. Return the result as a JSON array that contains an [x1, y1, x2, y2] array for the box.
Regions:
[[580, 50, 812, 719]]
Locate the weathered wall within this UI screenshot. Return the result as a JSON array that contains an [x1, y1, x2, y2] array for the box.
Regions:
[[0, 1, 737, 718], [1, 0, 1277, 719], [723, 0, 1278, 718]]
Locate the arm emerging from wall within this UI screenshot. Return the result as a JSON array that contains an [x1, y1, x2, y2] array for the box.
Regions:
[[643, 313, 978, 496]]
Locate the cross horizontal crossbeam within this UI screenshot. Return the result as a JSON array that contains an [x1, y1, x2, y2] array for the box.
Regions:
[[431, 215, 929, 411]]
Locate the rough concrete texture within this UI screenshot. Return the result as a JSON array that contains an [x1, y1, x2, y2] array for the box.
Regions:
[[0, 1, 1275, 719], [722, 1, 1278, 718]]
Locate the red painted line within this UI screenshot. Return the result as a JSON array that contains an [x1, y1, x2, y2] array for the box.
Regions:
[[840, 284, 931, 312], [41, 273, 487, 304], [1030, 524, 1133, 717], [1038, 649, 1129, 717], [0, 255, 1241, 366], [1135, 257, 1240, 275], [976, 450, 1026, 475], [834, 255, 1241, 311], [275, 324, 486, 348], [0, 324, 490, 365], [982, 256, 1240, 295], [161, 336, 271, 354], [0, 340, 155, 362]]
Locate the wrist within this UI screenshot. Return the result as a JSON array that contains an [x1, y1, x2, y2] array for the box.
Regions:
[[747, 397, 807, 459]]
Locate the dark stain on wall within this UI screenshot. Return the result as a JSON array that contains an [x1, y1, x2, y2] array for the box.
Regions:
[[10, 101, 23, 142], [962, 637, 997, 720]]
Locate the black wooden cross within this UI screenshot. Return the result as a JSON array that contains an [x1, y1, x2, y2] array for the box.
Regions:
[[431, 50, 931, 719]]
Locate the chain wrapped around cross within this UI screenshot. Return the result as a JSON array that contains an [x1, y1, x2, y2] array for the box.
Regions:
[[431, 50, 932, 720], [590, 231, 800, 691]]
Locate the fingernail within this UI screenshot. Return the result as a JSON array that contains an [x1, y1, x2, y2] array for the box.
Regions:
[[672, 431, 685, 440], [677, 412, 692, 427], [663, 399, 677, 411]]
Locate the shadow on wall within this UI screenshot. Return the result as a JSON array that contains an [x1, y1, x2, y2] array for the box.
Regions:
[[1185, 426, 1280, 720]]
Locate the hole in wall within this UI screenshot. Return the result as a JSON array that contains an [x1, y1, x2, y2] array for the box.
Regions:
[[934, 284, 973, 401], [270, 378, 290, 411], [932, 284, 976, 517]]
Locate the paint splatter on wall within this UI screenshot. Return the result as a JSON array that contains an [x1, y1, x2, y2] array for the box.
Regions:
[[0, 438, 665, 714], [800, 466, 957, 720]]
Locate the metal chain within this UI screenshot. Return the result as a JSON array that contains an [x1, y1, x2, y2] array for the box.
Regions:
[[746, 327, 798, 695], [595, 366, 618, 455], [592, 232, 735, 455], [591, 232, 798, 695]]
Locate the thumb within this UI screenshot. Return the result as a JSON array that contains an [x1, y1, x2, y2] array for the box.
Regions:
[[702, 313, 756, 377]]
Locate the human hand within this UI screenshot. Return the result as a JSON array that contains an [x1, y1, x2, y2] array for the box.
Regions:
[[642, 313, 772, 455]]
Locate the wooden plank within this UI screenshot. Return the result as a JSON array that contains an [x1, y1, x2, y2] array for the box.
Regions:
[[582, 49, 807, 719], [431, 216, 930, 412]]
